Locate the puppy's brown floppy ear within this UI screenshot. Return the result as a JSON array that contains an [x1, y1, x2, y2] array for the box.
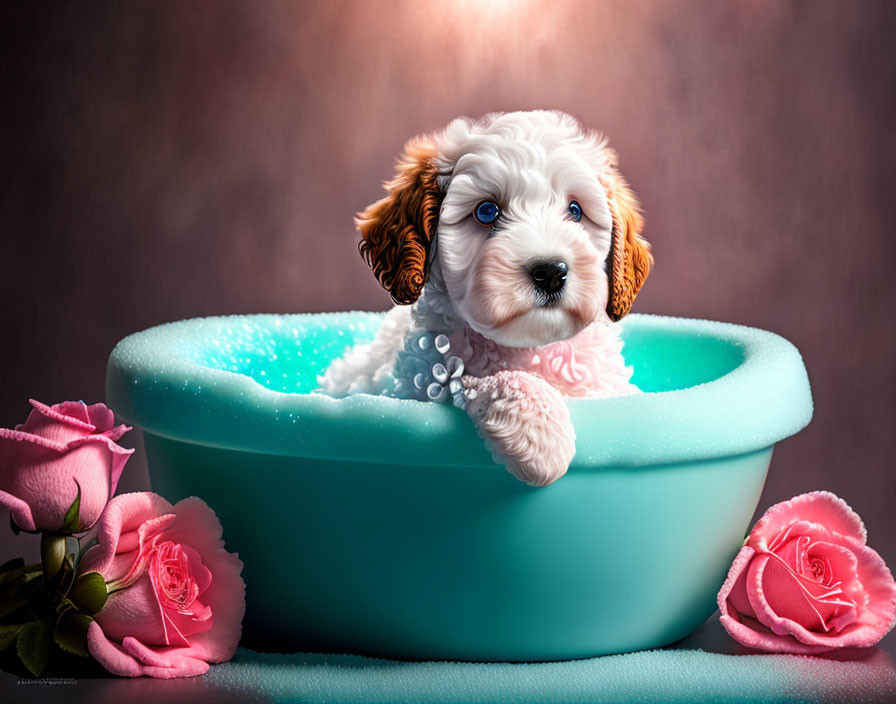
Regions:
[[356, 136, 442, 305], [603, 163, 653, 321]]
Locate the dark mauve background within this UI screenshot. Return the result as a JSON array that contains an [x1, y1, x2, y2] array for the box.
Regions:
[[1, 0, 894, 643]]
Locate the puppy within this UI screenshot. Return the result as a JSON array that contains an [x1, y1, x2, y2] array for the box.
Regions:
[[319, 110, 652, 486]]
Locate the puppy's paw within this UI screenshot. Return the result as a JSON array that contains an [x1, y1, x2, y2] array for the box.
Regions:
[[463, 371, 576, 487]]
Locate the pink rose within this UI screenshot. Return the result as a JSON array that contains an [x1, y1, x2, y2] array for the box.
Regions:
[[0, 399, 133, 532], [718, 491, 896, 654], [79, 492, 245, 678]]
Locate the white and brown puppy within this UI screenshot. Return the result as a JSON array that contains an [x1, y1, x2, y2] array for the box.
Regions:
[[319, 110, 652, 486]]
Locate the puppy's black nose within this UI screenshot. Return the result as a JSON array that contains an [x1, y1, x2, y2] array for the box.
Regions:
[[529, 261, 568, 295]]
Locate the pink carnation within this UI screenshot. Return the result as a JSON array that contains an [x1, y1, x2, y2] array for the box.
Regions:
[[79, 492, 245, 678], [718, 491, 896, 654]]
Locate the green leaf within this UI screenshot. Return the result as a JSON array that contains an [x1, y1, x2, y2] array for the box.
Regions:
[[0, 624, 24, 651], [60, 481, 82, 534], [53, 612, 92, 657], [0, 571, 42, 618], [0, 557, 25, 573], [16, 619, 51, 677], [0, 562, 41, 587], [68, 572, 108, 615], [41, 532, 66, 582]]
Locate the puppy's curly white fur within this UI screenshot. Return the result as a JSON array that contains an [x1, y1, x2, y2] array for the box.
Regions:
[[319, 110, 653, 486]]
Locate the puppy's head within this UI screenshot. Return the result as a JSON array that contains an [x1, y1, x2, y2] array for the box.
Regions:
[[357, 110, 652, 346]]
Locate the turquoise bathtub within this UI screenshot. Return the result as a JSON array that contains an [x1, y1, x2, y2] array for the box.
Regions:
[[105, 312, 813, 661]]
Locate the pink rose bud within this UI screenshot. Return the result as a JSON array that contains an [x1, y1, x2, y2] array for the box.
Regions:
[[79, 492, 245, 678], [0, 399, 134, 532], [718, 491, 896, 654]]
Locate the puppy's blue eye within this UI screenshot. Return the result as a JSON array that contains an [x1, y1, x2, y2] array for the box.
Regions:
[[568, 200, 583, 222], [473, 200, 500, 226]]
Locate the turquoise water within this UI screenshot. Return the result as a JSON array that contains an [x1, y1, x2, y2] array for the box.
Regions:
[[190, 312, 745, 395]]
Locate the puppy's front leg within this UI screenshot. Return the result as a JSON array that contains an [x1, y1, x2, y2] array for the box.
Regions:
[[462, 371, 576, 487]]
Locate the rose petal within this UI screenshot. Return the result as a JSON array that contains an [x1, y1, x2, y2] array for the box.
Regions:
[[0, 490, 37, 532], [168, 547, 244, 665], [838, 535, 896, 647], [79, 546, 135, 584], [718, 613, 833, 655], [764, 520, 840, 557], [0, 429, 68, 529], [65, 433, 134, 499], [103, 424, 132, 444], [96, 574, 177, 647], [21, 399, 95, 443], [160, 497, 227, 557], [50, 400, 93, 425], [717, 545, 756, 618], [747, 547, 892, 650], [83, 403, 116, 434], [87, 622, 209, 679], [773, 536, 803, 573], [164, 600, 214, 641], [182, 543, 214, 595], [121, 636, 210, 678], [108, 514, 177, 589], [88, 621, 149, 677], [750, 491, 867, 548], [748, 552, 849, 637], [138, 513, 178, 547], [719, 546, 861, 655], [747, 554, 815, 637], [0, 426, 69, 453], [806, 541, 864, 605], [91, 493, 176, 574], [117, 513, 175, 556]]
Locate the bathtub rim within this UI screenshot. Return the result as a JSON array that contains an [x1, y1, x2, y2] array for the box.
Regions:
[[105, 312, 814, 468]]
